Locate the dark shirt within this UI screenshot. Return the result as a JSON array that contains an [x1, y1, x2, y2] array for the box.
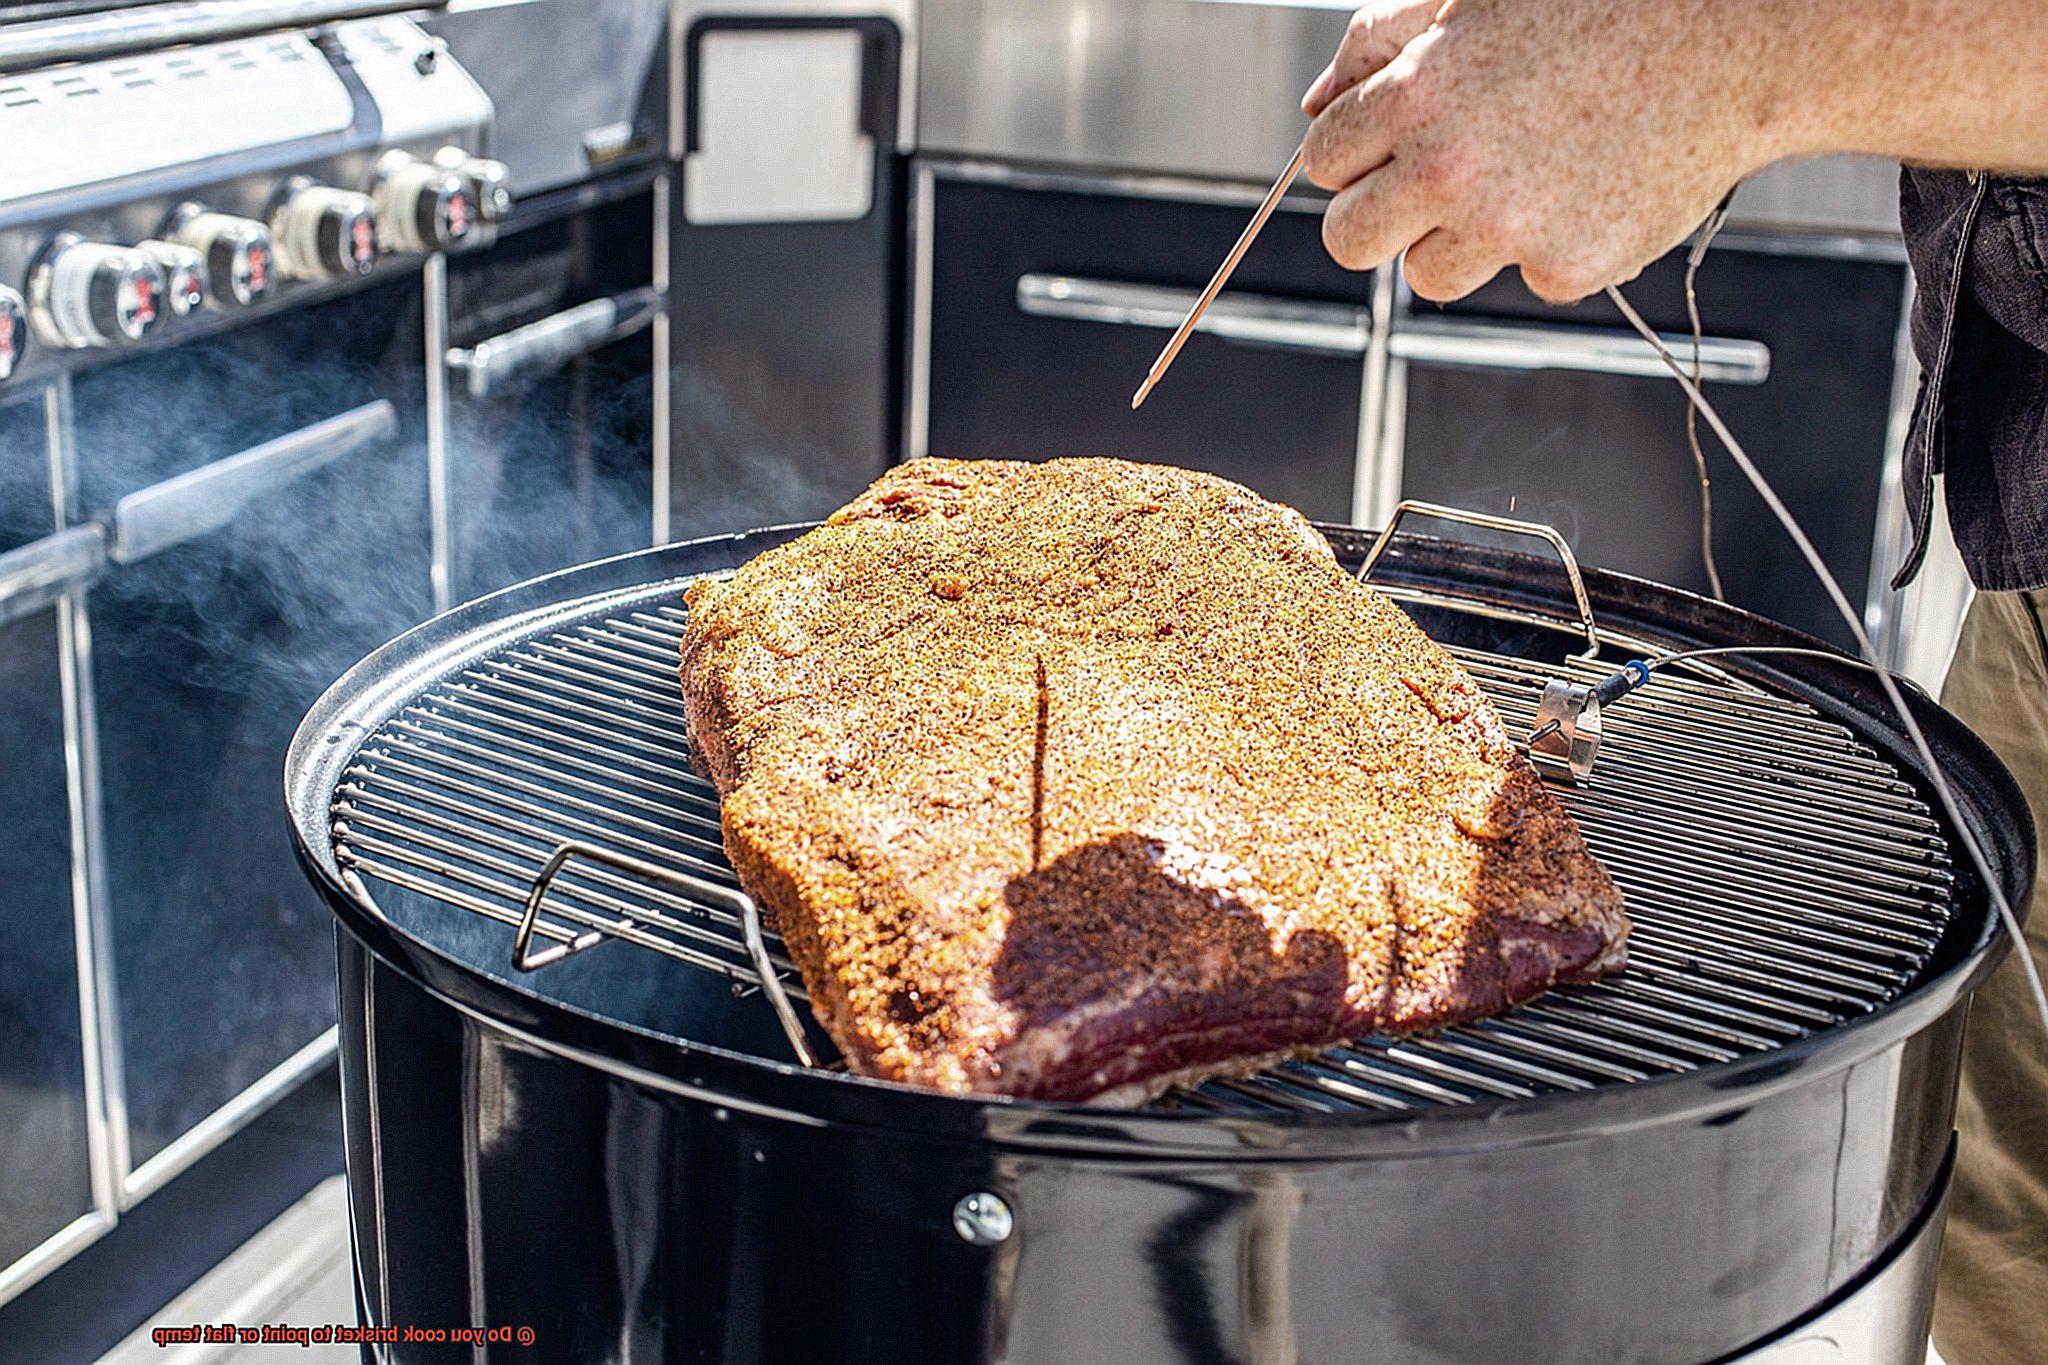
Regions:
[[1897, 168, 2048, 593]]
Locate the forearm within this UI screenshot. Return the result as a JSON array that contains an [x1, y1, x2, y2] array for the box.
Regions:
[[1791, 0, 2048, 173], [1296, 0, 2048, 301]]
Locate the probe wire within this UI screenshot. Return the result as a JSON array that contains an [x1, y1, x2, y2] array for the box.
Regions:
[[1682, 204, 1730, 600], [1604, 282, 2048, 1039]]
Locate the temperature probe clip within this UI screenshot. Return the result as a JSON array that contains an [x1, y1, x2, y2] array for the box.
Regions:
[[1527, 660, 1651, 783]]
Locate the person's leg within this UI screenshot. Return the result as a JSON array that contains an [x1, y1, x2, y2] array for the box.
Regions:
[[1932, 588, 2048, 1365]]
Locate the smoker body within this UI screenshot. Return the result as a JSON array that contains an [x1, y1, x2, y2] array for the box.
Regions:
[[332, 930, 1963, 1365], [290, 528, 2028, 1364]]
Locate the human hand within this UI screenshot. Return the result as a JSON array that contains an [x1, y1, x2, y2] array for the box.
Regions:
[[1300, 0, 1817, 301]]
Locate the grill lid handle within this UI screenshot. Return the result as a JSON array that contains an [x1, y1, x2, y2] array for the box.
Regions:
[[109, 400, 398, 563], [445, 287, 663, 401], [1357, 499, 1601, 660], [515, 840, 818, 1069], [0, 522, 107, 625]]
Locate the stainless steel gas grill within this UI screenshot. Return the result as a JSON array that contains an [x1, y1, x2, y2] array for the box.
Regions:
[[287, 521, 2030, 1364], [0, 0, 689, 1307]]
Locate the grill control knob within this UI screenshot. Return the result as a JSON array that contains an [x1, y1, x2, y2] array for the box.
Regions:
[[433, 147, 513, 227], [0, 285, 28, 381], [135, 239, 210, 320], [30, 238, 167, 349], [270, 182, 379, 281], [371, 153, 474, 254], [164, 208, 275, 308]]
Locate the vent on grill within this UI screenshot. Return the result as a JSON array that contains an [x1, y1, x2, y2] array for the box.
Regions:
[[330, 592, 1954, 1114]]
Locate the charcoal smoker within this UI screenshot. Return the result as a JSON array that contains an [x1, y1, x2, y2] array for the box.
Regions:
[[287, 512, 2029, 1364]]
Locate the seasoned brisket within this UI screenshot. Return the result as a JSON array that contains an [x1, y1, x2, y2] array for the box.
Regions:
[[680, 457, 1627, 1103]]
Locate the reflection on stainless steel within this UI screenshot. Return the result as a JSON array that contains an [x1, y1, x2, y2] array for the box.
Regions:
[[1742, 1157, 1949, 1362], [1391, 313, 1772, 383], [1018, 273, 1368, 355], [920, 0, 1901, 234], [0, 525, 106, 628], [921, 0, 1342, 186], [425, 0, 668, 195], [108, 402, 399, 564], [445, 287, 663, 400], [671, 0, 920, 160], [0, 0, 431, 71], [1869, 270, 1958, 678], [651, 172, 673, 546], [1354, 265, 1401, 527], [424, 252, 453, 617]]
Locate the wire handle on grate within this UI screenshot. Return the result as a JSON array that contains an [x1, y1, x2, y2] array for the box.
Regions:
[[515, 840, 818, 1068], [1359, 500, 1602, 661]]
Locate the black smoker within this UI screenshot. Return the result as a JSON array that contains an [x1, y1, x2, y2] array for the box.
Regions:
[[287, 523, 2028, 1364]]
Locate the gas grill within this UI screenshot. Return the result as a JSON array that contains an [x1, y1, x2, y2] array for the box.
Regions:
[[286, 518, 2029, 1364]]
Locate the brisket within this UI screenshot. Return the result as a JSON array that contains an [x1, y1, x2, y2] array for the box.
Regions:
[[680, 457, 1627, 1103]]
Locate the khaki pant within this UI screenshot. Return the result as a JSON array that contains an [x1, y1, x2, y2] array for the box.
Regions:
[[1932, 588, 2048, 1365]]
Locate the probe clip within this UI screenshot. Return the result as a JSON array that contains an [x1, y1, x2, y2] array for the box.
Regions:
[[1526, 660, 1650, 783]]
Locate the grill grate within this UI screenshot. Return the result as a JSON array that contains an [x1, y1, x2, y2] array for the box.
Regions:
[[331, 592, 1955, 1114]]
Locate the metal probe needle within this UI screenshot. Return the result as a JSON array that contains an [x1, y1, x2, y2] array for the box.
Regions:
[[1130, 143, 1307, 409]]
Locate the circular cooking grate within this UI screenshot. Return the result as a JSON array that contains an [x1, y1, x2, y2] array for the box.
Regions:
[[329, 580, 1954, 1114]]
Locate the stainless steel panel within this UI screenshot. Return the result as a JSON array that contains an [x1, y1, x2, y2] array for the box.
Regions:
[[68, 284, 434, 1178], [0, 31, 354, 202], [1390, 313, 1770, 383], [919, 0, 1339, 186], [108, 401, 397, 563], [0, 523, 105, 626], [1016, 272, 1368, 356], [0, 394, 97, 1293], [442, 187, 659, 604], [0, 0, 428, 71], [918, 0, 1902, 236], [445, 287, 662, 399], [427, 0, 669, 194], [1741, 1164, 1947, 1362]]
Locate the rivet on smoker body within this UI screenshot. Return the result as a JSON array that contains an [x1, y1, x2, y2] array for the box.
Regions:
[[952, 1192, 1013, 1245]]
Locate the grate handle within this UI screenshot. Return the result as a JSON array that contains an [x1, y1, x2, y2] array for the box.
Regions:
[[514, 840, 817, 1068], [1358, 500, 1600, 658]]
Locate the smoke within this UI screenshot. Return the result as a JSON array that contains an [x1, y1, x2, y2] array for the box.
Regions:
[[0, 392, 57, 553], [667, 334, 888, 543], [64, 280, 439, 706], [445, 324, 656, 603], [42, 271, 664, 712]]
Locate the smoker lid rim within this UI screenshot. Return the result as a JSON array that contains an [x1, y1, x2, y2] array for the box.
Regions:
[[287, 523, 2028, 1157]]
